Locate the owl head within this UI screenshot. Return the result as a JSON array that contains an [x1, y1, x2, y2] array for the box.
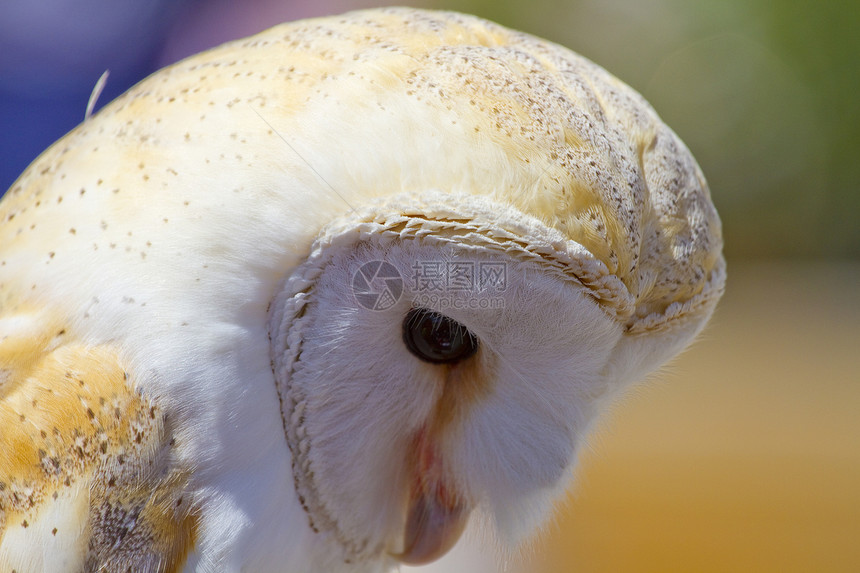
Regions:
[[254, 10, 724, 567]]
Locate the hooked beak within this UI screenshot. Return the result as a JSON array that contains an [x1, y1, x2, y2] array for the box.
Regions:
[[390, 428, 470, 565]]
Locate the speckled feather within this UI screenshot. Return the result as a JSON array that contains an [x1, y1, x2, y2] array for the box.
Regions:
[[0, 8, 724, 573]]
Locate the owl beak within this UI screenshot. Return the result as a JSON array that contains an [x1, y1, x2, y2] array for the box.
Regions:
[[391, 478, 470, 565], [390, 427, 470, 565]]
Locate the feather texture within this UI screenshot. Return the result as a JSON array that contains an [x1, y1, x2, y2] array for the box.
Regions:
[[0, 8, 724, 572], [0, 323, 195, 571]]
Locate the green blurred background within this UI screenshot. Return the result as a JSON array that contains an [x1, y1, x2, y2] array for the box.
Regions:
[[2, 1, 858, 571]]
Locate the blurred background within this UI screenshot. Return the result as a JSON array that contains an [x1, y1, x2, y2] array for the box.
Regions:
[[2, 1, 857, 571]]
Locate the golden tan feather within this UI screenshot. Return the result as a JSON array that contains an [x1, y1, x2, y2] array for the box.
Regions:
[[0, 324, 196, 572]]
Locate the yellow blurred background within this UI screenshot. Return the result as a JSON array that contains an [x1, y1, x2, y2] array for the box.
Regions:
[[3, 1, 858, 571], [524, 260, 860, 572]]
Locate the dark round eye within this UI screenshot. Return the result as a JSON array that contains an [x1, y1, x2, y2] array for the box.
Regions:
[[402, 308, 479, 364]]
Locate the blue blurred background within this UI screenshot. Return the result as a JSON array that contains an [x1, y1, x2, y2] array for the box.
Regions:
[[2, 2, 858, 571]]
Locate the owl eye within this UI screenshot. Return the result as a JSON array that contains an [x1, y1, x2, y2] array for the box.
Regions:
[[402, 308, 479, 364]]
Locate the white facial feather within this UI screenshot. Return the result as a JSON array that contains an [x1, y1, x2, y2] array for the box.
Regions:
[[0, 7, 724, 573]]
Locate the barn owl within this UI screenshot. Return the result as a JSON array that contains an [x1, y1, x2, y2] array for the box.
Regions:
[[0, 7, 724, 573]]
